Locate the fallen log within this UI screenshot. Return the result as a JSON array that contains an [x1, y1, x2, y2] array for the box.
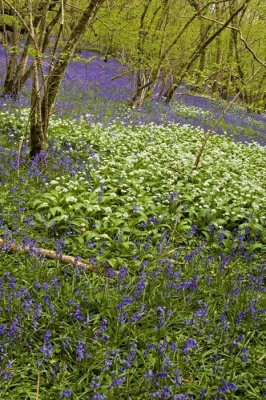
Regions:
[[0, 238, 107, 273]]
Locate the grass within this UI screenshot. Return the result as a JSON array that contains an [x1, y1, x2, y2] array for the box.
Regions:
[[0, 105, 266, 399]]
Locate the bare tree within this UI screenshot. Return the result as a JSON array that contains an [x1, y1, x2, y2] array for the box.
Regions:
[[1, 0, 59, 98], [164, 0, 251, 103], [2, 0, 105, 157]]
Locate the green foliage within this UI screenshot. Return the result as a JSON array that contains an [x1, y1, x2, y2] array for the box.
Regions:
[[1, 109, 266, 261], [0, 109, 266, 398]]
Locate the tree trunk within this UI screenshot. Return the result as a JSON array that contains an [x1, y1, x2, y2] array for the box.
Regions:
[[165, 0, 251, 104], [2, 0, 59, 98], [212, 3, 222, 94], [30, 0, 105, 158], [1, 21, 20, 97]]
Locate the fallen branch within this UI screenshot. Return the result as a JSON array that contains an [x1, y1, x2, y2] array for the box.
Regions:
[[0, 238, 107, 273]]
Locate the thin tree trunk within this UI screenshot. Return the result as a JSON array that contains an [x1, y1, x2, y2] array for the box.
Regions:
[[212, 3, 222, 94], [130, 0, 152, 108], [11, 5, 63, 97], [29, 0, 46, 158], [2, 0, 58, 98], [1, 20, 19, 97], [30, 0, 105, 158], [165, 0, 251, 104]]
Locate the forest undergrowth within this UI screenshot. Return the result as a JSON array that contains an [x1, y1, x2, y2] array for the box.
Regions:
[[0, 41, 265, 399], [0, 98, 265, 399]]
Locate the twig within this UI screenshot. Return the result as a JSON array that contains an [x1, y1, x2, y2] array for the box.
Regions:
[[0, 238, 107, 273], [36, 371, 40, 400], [2, 0, 39, 51], [110, 68, 134, 81]]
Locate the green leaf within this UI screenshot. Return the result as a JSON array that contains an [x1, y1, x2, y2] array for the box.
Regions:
[[249, 243, 265, 251], [48, 206, 64, 217], [36, 202, 49, 210]]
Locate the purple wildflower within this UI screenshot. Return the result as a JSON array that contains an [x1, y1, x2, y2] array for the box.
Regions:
[[109, 376, 125, 388], [116, 295, 132, 311], [41, 341, 52, 358], [76, 341, 86, 361], [182, 338, 198, 355], [59, 389, 72, 398], [92, 393, 107, 400], [217, 381, 237, 393], [118, 266, 128, 281]]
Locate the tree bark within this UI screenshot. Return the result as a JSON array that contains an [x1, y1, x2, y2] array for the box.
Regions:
[[1, 19, 20, 97], [1, 0, 59, 98], [30, 0, 105, 158]]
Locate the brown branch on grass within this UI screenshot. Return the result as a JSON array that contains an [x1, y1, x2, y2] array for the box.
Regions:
[[36, 371, 40, 400], [0, 238, 107, 273]]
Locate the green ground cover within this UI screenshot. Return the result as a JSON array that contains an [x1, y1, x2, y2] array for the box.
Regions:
[[0, 108, 265, 399]]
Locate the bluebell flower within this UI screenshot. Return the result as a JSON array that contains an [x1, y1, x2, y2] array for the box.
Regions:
[[71, 305, 86, 322], [217, 381, 237, 393], [41, 341, 52, 358], [118, 266, 128, 281], [89, 376, 100, 389], [200, 389, 208, 398], [131, 304, 145, 323], [194, 308, 207, 318], [188, 224, 198, 237], [92, 393, 106, 400], [93, 318, 109, 342], [133, 272, 146, 298], [236, 311, 245, 325], [150, 386, 172, 398], [185, 246, 203, 262], [240, 348, 249, 362], [170, 341, 178, 351], [3, 371, 12, 380], [116, 295, 132, 311], [5, 360, 12, 368], [106, 268, 116, 278], [118, 310, 128, 324], [173, 393, 190, 400], [9, 315, 21, 339], [144, 369, 154, 381], [59, 389, 72, 398], [109, 376, 125, 388], [157, 371, 168, 379], [208, 223, 216, 235], [42, 330, 51, 342], [182, 338, 198, 355], [76, 341, 86, 361], [0, 324, 7, 335], [220, 315, 229, 330]]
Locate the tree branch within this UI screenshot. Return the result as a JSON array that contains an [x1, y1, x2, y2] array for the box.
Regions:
[[0, 238, 107, 273], [198, 14, 266, 68]]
